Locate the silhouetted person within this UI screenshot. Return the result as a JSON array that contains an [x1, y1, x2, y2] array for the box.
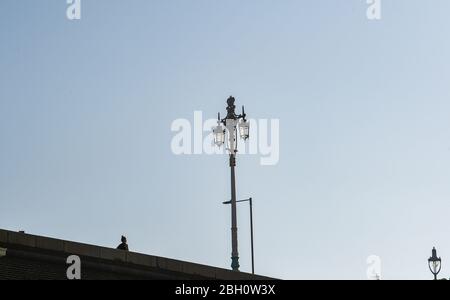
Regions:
[[117, 235, 129, 251]]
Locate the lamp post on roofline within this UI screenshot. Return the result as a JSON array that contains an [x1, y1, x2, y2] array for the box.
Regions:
[[428, 247, 442, 280], [213, 96, 250, 271]]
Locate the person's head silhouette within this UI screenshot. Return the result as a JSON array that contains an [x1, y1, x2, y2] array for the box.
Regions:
[[117, 235, 129, 251]]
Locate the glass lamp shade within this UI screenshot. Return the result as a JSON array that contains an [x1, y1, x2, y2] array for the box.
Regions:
[[239, 120, 250, 140], [213, 125, 225, 147], [429, 259, 441, 274]]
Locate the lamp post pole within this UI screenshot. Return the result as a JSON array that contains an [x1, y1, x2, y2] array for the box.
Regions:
[[229, 153, 239, 271], [249, 197, 254, 275], [214, 96, 250, 272]]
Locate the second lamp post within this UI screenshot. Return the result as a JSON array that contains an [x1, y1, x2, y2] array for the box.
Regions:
[[428, 247, 442, 280], [213, 96, 250, 271]]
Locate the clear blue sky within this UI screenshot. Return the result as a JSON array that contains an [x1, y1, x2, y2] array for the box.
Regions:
[[1, 0, 450, 280]]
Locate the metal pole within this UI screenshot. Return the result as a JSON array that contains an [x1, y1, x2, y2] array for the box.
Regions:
[[249, 197, 254, 274], [223, 197, 253, 274], [230, 154, 239, 271]]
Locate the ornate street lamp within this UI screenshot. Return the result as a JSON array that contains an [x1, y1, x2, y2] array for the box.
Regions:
[[214, 96, 249, 271], [428, 247, 442, 280], [213, 116, 225, 147]]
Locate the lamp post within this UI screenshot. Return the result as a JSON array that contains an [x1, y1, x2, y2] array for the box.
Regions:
[[223, 198, 254, 274], [213, 96, 249, 272], [428, 247, 442, 280]]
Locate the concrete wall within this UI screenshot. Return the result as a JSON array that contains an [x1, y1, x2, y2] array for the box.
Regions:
[[0, 229, 274, 280]]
